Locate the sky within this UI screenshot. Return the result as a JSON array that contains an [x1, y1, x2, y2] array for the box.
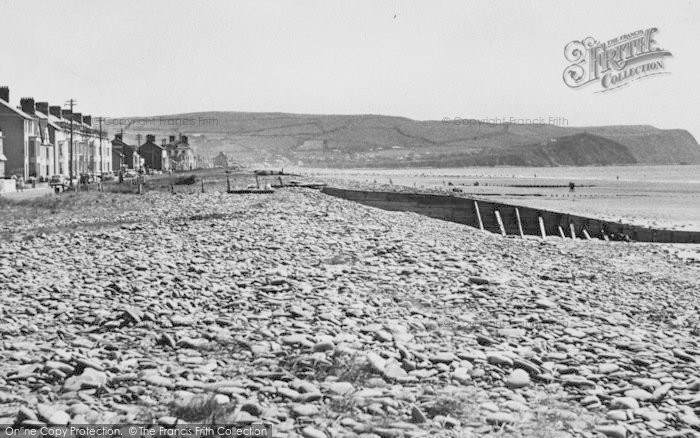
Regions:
[[0, 0, 698, 139]]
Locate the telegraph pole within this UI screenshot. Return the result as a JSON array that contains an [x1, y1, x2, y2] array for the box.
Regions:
[[65, 99, 77, 187], [96, 117, 104, 173], [135, 134, 142, 171]]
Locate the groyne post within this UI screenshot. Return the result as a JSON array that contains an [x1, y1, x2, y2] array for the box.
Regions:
[[582, 229, 592, 240], [569, 223, 577, 239], [495, 210, 506, 237], [538, 216, 546, 239], [515, 208, 524, 238], [473, 201, 484, 231], [558, 226, 566, 239]]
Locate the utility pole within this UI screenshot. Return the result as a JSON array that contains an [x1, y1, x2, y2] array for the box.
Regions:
[[65, 99, 77, 187], [96, 117, 104, 173], [135, 134, 142, 170]]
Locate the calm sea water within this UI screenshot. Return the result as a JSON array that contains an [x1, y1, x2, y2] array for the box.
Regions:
[[302, 164, 700, 184]]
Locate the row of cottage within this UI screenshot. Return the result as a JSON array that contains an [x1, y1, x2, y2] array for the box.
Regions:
[[0, 86, 196, 180]]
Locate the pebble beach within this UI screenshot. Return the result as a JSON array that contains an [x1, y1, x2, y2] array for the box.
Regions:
[[0, 187, 699, 437]]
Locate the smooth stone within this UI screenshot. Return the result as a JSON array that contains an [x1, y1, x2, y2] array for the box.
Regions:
[[312, 341, 334, 352], [564, 327, 586, 338], [366, 352, 387, 373], [596, 425, 627, 438], [487, 353, 513, 367], [452, 368, 471, 384], [506, 369, 530, 389], [327, 381, 354, 395], [485, 412, 517, 425], [610, 397, 639, 410], [624, 388, 653, 401], [430, 352, 456, 364], [607, 410, 627, 421], [292, 404, 319, 417], [598, 363, 620, 374], [63, 368, 108, 391], [410, 405, 427, 423], [300, 426, 326, 438], [512, 358, 540, 376]]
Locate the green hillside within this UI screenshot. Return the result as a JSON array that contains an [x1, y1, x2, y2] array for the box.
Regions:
[[105, 112, 700, 168]]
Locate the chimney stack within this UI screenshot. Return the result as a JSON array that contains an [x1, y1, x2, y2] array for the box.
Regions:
[[115, 133, 123, 141], [169, 135, 175, 143], [20, 97, 36, 116], [72, 112, 82, 123], [146, 134, 155, 143], [161, 138, 166, 146], [35, 102, 49, 116], [49, 105, 62, 119], [83, 115, 92, 126], [0, 86, 9, 103], [182, 135, 188, 144]]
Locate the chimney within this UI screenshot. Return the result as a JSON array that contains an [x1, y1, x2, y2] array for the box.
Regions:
[[182, 135, 188, 144], [20, 98, 36, 116], [146, 134, 155, 143], [83, 115, 92, 126], [0, 86, 9, 103], [161, 139, 166, 146], [35, 102, 49, 116], [49, 105, 62, 119], [115, 133, 123, 141], [72, 112, 82, 123], [169, 135, 175, 143]]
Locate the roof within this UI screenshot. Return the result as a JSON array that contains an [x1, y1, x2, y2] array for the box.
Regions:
[[0, 99, 34, 120], [35, 110, 62, 131], [139, 141, 164, 150]]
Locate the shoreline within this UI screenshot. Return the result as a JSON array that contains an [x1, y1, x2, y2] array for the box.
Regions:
[[295, 165, 700, 232]]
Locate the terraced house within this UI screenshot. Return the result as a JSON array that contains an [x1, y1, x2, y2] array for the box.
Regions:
[[111, 132, 140, 171], [0, 128, 5, 177], [165, 134, 195, 171], [0, 87, 52, 180], [139, 134, 168, 171]]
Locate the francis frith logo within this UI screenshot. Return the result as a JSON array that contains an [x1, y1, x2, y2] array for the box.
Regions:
[[563, 28, 672, 92]]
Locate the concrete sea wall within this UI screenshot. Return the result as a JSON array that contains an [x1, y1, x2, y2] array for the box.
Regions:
[[322, 187, 700, 244]]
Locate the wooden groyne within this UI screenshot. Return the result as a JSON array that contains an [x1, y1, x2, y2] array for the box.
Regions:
[[321, 187, 700, 244]]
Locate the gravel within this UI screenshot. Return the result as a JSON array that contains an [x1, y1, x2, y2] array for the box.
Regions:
[[0, 188, 698, 437]]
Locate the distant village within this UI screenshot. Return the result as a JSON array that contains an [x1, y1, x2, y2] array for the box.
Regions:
[[0, 85, 233, 193]]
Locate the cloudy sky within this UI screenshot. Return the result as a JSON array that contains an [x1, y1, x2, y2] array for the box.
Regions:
[[0, 0, 698, 139]]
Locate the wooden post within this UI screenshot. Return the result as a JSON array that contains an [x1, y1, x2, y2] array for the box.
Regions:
[[569, 223, 576, 239], [538, 216, 546, 239], [227, 175, 231, 192], [602, 231, 610, 242], [515, 208, 524, 238], [201, 178, 205, 193], [494, 210, 506, 237], [473, 201, 484, 231], [171, 184, 174, 194], [558, 225, 566, 239], [278, 176, 284, 188], [582, 229, 592, 240], [138, 183, 142, 194], [255, 175, 260, 189]]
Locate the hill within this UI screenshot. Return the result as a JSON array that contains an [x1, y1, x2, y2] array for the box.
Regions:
[[106, 112, 700, 168]]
